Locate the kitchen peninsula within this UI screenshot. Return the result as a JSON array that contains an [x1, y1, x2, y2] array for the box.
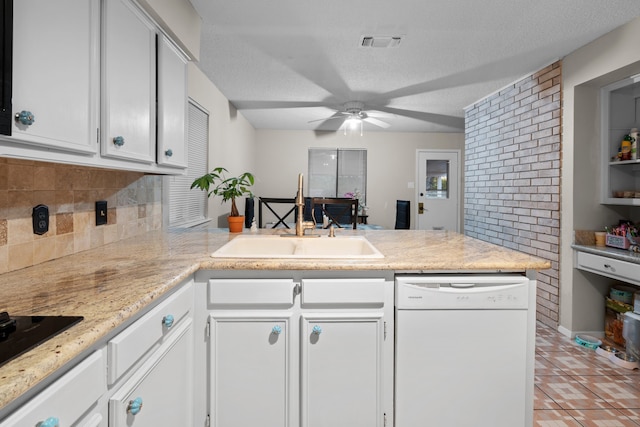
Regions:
[[0, 227, 549, 425]]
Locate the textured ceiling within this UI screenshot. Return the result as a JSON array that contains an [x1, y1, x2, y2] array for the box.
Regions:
[[190, 0, 640, 133]]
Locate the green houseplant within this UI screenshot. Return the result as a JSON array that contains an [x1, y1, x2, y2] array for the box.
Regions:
[[191, 167, 255, 232]]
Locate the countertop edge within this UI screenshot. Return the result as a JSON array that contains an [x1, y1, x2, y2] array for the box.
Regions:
[[571, 244, 640, 265]]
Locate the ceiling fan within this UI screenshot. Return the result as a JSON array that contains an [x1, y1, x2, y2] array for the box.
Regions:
[[309, 101, 392, 135]]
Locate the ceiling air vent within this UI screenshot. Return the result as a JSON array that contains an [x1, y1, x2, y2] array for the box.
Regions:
[[360, 36, 402, 48]]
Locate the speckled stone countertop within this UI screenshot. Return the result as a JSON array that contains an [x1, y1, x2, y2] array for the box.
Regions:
[[0, 227, 550, 415]]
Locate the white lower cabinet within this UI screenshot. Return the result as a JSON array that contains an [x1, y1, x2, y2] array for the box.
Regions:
[[209, 314, 291, 426], [107, 279, 195, 427], [108, 319, 193, 427], [1, 279, 195, 426], [204, 275, 391, 427], [0, 350, 107, 427], [300, 314, 383, 427]]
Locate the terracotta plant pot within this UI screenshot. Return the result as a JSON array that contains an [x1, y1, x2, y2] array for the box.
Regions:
[[227, 215, 245, 233]]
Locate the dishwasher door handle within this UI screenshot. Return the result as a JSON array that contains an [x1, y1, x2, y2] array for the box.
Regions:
[[450, 283, 476, 288]]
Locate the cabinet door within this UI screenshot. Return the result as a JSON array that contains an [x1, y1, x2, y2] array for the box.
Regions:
[[109, 319, 193, 427], [209, 314, 292, 427], [11, 0, 99, 154], [156, 35, 187, 168], [101, 0, 156, 164], [300, 314, 384, 427]]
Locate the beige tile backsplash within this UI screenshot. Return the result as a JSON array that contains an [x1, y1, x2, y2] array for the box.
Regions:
[[0, 158, 162, 273]]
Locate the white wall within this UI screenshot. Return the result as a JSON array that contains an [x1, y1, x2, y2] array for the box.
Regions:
[[188, 64, 257, 223], [136, 0, 201, 61], [253, 130, 464, 229], [561, 16, 640, 334]]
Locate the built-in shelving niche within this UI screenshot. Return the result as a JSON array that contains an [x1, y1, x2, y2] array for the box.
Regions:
[[600, 75, 640, 206]]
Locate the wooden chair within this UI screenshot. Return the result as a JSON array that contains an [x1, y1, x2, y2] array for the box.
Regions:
[[311, 197, 358, 229], [258, 197, 296, 228]]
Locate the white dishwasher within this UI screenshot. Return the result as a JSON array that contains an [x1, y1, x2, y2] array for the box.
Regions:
[[395, 274, 535, 427]]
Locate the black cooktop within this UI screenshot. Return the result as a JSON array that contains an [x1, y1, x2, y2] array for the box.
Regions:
[[0, 312, 83, 368]]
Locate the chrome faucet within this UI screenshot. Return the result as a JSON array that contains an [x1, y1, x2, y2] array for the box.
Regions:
[[295, 173, 316, 236]]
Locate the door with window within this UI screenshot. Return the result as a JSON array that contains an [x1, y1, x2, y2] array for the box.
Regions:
[[416, 150, 460, 232]]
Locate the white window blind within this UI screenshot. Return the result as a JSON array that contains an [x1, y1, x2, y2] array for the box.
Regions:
[[168, 100, 208, 227]]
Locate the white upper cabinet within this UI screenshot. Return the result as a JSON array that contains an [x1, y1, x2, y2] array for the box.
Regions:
[[3, 0, 189, 173], [101, 0, 156, 165], [11, 0, 99, 154], [157, 35, 188, 168]]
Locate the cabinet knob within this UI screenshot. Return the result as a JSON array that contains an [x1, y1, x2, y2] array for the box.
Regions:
[[113, 136, 125, 147], [15, 110, 35, 126], [312, 325, 322, 335], [38, 417, 59, 427], [165, 149, 173, 157], [271, 325, 282, 335], [127, 397, 143, 415], [162, 314, 174, 328]]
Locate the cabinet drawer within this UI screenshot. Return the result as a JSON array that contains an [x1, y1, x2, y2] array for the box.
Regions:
[[109, 320, 193, 426], [209, 279, 295, 306], [576, 252, 640, 286], [0, 351, 105, 427], [301, 278, 386, 306], [107, 281, 194, 384]]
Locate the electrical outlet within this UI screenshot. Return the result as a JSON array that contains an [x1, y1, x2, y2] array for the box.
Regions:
[[32, 204, 49, 235], [96, 201, 108, 226]]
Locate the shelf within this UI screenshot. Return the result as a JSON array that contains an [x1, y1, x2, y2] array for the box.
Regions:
[[603, 197, 640, 206], [609, 159, 640, 166]]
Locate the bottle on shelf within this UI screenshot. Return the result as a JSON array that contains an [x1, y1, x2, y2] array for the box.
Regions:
[[631, 128, 638, 160], [621, 135, 633, 161]]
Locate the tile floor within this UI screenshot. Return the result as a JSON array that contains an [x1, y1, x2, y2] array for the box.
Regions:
[[535, 322, 640, 426]]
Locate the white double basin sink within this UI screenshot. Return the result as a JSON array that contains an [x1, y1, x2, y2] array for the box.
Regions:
[[211, 235, 384, 259]]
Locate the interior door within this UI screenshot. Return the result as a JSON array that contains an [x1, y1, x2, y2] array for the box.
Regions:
[[416, 150, 460, 231]]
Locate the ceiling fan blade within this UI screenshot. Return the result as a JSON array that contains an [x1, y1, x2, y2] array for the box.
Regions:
[[308, 112, 348, 123], [363, 117, 391, 128], [232, 100, 329, 110], [314, 114, 348, 132], [373, 106, 464, 130]]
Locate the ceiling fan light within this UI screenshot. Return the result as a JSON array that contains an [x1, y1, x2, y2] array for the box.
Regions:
[[343, 117, 363, 136]]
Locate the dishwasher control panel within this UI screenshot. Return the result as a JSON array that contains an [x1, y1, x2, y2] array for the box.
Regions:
[[395, 275, 530, 310]]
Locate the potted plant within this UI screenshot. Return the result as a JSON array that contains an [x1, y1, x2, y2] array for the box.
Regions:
[[191, 167, 255, 232]]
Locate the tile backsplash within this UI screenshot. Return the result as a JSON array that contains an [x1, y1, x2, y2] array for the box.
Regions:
[[0, 158, 162, 273]]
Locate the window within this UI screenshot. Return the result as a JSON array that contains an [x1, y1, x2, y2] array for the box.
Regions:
[[166, 100, 209, 227], [425, 159, 449, 199], [308, 148, 367, 202]]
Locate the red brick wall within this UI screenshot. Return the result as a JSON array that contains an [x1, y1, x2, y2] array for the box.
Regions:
[[464, 62, 562, 327]]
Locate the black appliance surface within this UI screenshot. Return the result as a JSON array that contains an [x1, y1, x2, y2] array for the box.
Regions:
[[0, 312, 83, 368]]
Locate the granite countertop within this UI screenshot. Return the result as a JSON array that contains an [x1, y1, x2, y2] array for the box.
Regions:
[[571, 244, 640, 265], [0, 227, 550, 414]]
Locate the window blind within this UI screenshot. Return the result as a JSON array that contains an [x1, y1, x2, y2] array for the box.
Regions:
[[168, 100, 208, 227]]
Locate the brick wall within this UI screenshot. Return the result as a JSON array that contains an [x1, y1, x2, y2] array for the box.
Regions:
[[0, 158, 163, 274], [464, 62, 562, 327]]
